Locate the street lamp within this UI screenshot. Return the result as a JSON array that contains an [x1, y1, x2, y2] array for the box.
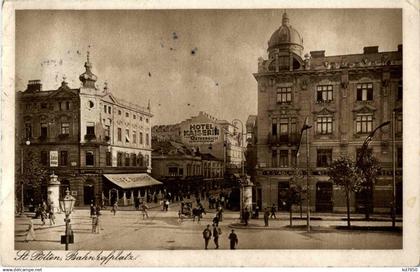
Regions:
[[59, 188, 76, 250], [20, 139, 31, 214]]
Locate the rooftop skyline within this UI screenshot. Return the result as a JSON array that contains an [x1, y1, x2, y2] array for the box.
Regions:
[[16, 9, 402, 126]]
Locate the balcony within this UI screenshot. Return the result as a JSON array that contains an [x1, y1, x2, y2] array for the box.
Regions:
[[84, 134, 96, 141], [267, 133, 300, 146]]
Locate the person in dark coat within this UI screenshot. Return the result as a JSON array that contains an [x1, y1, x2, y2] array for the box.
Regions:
[[212, 224, 221, 249], [202, 225, 212, 250], [212, 215, 219, 227], [243, 208, 250, 226], [90, 202, 95, 218], [264, 208, 270, 227], [270, 204, 277, 219], [228, 230, 238, 249]]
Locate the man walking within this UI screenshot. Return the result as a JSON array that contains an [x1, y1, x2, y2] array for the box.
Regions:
[[212, 224, 221, 249], [228, 229, 238, 250], [270, 204, 277, 219], [140, 202, 149, 219], [202, 224, 212, 250]]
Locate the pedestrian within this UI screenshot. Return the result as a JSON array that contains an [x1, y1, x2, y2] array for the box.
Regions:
[[25, 218, 36, 242], [165, 199, 170, 211], [40, 205, 46, 225], [90, 202, 95, 218], [213, 224, 222, 249], [255, 205, 260, 219], [91, 211, 98, 233], [228, 229, 238, 250], [140, 202, 149, 219], [217, 206, 223, 222], [111, 201, 118, 215], [243, 207, 250, 226], [264, 208, 270, 227], [212, 214, 219, 227], [49, 206, 56, 225], [270, 204, 277, 219], [202, 224, 212, 250], [95, 205, 102, 233]]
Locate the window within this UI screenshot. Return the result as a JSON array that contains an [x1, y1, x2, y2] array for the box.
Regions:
[[117, 152, 123, 166], [356, 114, 373, 134], [146, 133, 149, 145], [118, 110, 122, 115], [61, 122, 70, 135], [276, 87, 292, 103], [108, 106, 111, 114], [117, 128, 122, 141], [104, 105, 107, 113], [397, 147, 402, 168], [133, 131, 137, 144], [125, 129, 130, 143], [272, 150, 277, 167], [146, 118, 149, 123], [279, 118, 289, 141], [41, 103, 47, 109], [131, 154, 136, 166], [145, 155, 149, 167], [60, 151, 68, 166], [126, 112, 129, 118], [88, 101, 94, 108], [106, 151, 112, 166], [133, 114, 136, 120], [59, 102, 63, 111], [139, 132, 143, 144], [168, 167, 178, 176], [25, 123, 32, 138], [279, 150, 288, 167], [138, 153, 144, 166], [316, 85, 333, 102], [278, 56, 289, 70], [40, 123, 48, 138], [396, 114, 402, 134], [86, 151, 94, 166], [291, 150, 297, 167], [316, 116, 333, 134], [272, 119, 277, 135], [140, 116, 143, 121], [179, 168, 184, 176], [317, 149, 332, 167], [104, 125, 110, 137], [86, 122, 95, 135], [397, 81, 402, 100], [125, 153, 130, 166], [356, 83, 373, 101], [40, 151, 48, 165], [66, 101, 70, 110]]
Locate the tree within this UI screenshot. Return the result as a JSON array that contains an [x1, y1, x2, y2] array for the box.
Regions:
[[328, 157, 364, 227], [356, 151, 381, 220], [16, 149, 49, 210]]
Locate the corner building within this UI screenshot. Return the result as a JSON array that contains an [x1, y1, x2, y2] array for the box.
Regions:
[[254, 13, 402, 213], [16, 54, 158, 207]]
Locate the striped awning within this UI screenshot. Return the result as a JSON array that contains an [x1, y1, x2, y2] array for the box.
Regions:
[[103, 173, 162, 189]]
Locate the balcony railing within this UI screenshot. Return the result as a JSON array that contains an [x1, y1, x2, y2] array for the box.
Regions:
[[267, 133, 299, 146]]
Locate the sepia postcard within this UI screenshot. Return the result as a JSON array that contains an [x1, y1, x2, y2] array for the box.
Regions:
[[1, 0, 419, 268]]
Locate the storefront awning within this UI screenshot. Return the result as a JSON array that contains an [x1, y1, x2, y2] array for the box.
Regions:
[[103, 173, 162, 189]]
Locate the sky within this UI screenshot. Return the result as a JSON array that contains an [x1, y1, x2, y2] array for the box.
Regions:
[[15, 9, 402, 126]]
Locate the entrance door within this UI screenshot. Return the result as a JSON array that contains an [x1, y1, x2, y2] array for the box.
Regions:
[[84, 185, 94, 205], [316, 182, 333, 212], [278, 182, 290, 211]]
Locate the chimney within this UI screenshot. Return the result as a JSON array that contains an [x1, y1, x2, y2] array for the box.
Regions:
[[26, 80, 42, 92], [363, 46, 379, 54], [310, 50, 325, 58], [397, 44, 402, 52]]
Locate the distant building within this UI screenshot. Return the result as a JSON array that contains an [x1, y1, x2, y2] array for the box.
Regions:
[[16, 53, 160, 207], [253, 12, 402, 213], [152, 111, 245, 177]]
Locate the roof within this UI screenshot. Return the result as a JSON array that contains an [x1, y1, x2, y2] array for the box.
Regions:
[[268, 12, 303, 50], [200, 153, 222, 161], [103, 173, 162, 189]]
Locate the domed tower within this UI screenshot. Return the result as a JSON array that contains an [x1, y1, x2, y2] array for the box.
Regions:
[[267, 12, 304, 71], [79, 50, 98, 89]]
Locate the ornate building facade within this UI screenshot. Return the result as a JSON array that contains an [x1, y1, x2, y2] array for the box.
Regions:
[[254, 13, 402, 213], [16, 54, 159, 207]]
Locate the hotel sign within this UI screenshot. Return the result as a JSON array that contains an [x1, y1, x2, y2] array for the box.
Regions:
[[182, 123, 221, 144]]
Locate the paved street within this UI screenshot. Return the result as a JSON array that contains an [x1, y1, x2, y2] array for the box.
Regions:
[[15, 203, 402, 250]]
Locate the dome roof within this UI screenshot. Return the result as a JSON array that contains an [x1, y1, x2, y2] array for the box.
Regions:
[[268, 12, 303, 51], [79, 50, 98, 88]]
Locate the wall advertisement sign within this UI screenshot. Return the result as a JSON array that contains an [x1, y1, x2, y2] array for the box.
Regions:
[[50, 150, 58, 167], [182, 123, 221, 144]]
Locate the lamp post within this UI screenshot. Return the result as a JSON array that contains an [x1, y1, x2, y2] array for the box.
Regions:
[[59, 188, 76, 250], [20, 139, 31, 214], [356, 121, 390, 219]]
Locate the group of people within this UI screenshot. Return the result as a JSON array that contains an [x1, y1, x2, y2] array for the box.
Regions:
[[202, 225, 238, 250], [90, 203, 102, 233], [35, 200, 56, 226]]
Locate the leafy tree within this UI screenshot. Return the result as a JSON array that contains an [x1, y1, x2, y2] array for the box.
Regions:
[[16, 149, 49, 210], [328, 157, 364, 227], [356, 151, 381, 219]]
